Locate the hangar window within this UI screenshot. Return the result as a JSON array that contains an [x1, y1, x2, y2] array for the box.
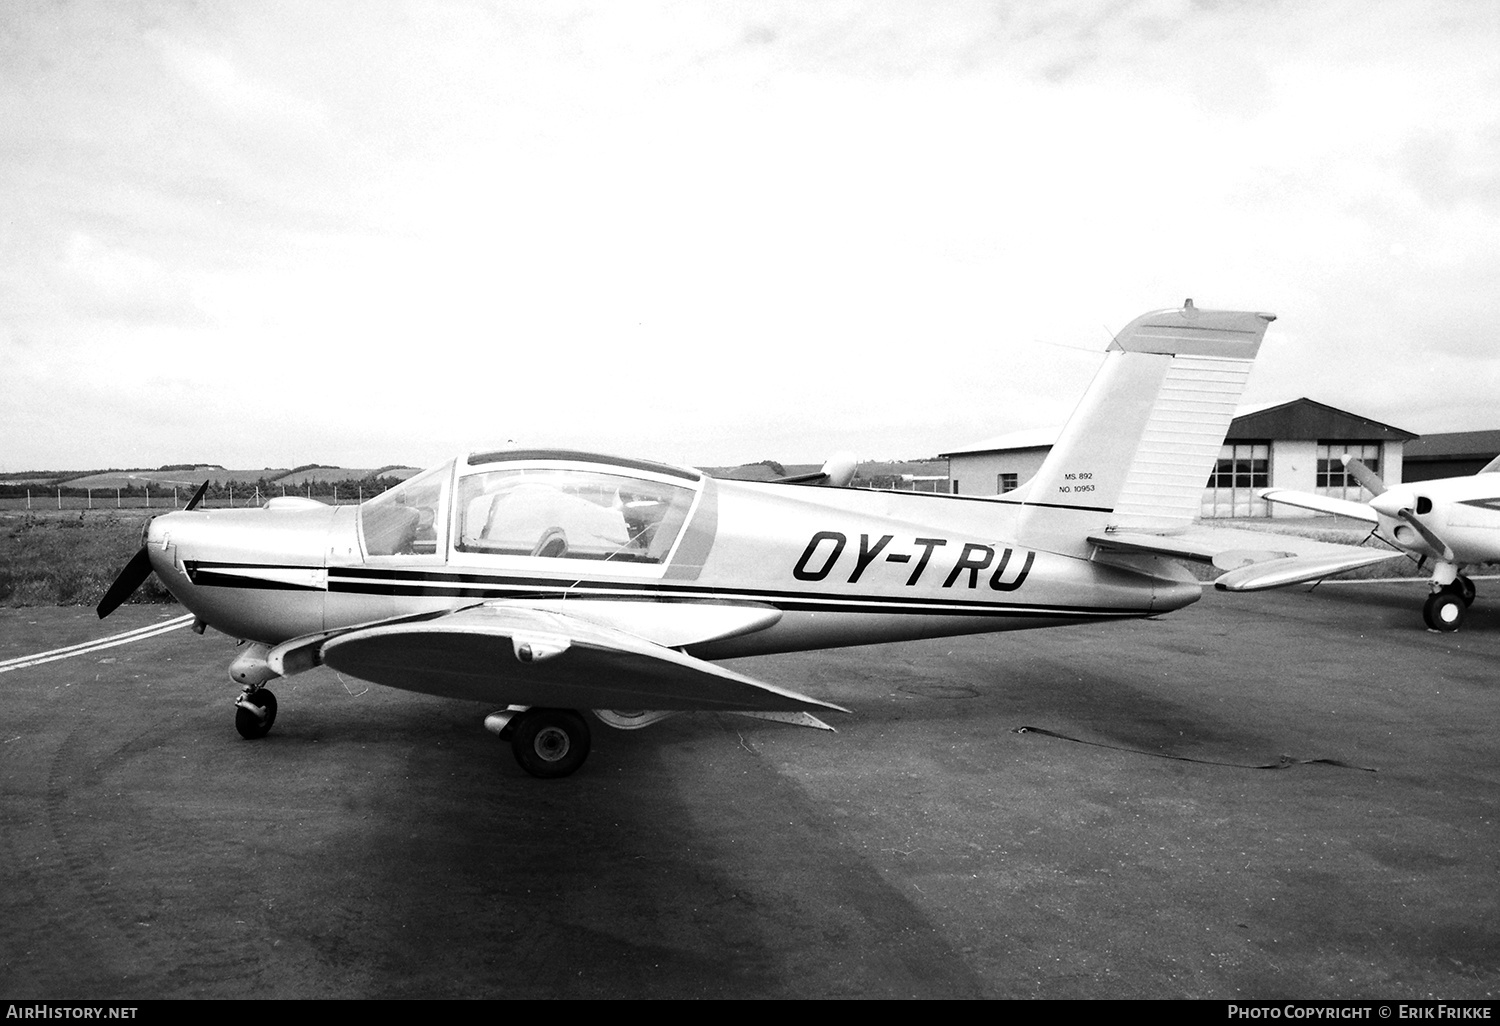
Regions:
[[1317, 443, 1382, 500], [1203, 443, 1269, 517], [454, 467, 697, 564], [998, 473, 1018, 494]]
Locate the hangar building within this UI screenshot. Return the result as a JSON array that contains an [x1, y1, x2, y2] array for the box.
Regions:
[[941, 397, 1418, 519], [1402, 430, 1500, 481]]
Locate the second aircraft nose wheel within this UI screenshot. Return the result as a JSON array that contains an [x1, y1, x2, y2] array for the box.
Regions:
[[1424, 591, 1466, 632], [234, 688, 278, 739], [510, 708, 591, 778]]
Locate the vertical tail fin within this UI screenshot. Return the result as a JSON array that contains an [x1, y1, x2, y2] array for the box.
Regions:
[[1013, 301, 1275, 555]]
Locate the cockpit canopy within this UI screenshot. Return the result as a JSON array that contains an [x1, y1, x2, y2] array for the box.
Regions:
[[361, 459, 453, 557], [358, 451, 703, 565]]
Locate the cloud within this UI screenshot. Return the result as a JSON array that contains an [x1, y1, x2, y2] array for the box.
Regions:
[[3, 0, 1500, 470], [147, 26, 327, 132]]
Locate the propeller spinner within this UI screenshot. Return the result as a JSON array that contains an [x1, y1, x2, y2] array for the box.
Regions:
[[96, 480, 209, 618]]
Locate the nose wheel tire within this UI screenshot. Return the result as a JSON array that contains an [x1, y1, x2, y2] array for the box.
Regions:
[[1424, 591, 1466, 632], [511, 708, 591, 779], [235, 688, 278, 739]]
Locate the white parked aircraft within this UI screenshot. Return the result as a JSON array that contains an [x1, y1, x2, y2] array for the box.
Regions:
[[99, 302, 1314, 777], [1215, 455, 1500, 631]]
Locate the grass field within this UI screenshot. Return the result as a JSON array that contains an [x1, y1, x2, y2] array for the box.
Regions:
[[0, 509, 172, 607]]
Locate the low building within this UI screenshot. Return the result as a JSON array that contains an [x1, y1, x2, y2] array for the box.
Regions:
[[1402, 431, 1500, 481], [941, 398, 1417, 518]]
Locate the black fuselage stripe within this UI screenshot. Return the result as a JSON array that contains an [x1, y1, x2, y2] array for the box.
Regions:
[[181, 563, 1155, 618], [189, 571, 323, 592]]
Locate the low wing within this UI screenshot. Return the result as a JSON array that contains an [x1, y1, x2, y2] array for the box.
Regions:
[[319, 602, 848, 714], [269, 599, 782, 677], [1257, 488, 1379, 523]]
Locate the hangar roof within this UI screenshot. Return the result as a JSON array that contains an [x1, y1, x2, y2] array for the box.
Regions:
[[1404, 430, 1500, 461], [1225, 397, 1416, 442], [942, 397, 1415, 458]]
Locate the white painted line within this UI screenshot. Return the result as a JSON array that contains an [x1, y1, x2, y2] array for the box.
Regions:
[[0, 613, 196, 674], [1314, 574, 1500, 586], [0, 613, 196, 669]]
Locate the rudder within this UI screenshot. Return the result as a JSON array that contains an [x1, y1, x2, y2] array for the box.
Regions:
[[1012, 301, 1275, 555]]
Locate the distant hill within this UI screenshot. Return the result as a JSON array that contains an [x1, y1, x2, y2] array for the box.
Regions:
[[6, 458, 945, 494], [274, 466, 420, 487]]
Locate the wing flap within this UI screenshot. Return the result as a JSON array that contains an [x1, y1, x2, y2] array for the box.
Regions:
[[320, 603, 847, 714]]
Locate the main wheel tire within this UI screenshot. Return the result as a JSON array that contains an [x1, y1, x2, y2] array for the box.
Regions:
[[511, 708, 591, 779], [235, 688, 278, 740], [1424, 592, 1466, 632]]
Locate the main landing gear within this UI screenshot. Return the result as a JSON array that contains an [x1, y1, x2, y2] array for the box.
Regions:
[[1423, 575, 1476, 633], [485, 707, 592, 779], [234, 684, 279, 739]]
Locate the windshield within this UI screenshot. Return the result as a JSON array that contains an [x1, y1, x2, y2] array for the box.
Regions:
[[359, 460, 453, 557], [455, 466, 696, 563]]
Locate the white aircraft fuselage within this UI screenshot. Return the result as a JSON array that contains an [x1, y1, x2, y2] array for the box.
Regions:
[[1367, 474, 1500, 566], [98, 302, 1277, 776], [141, 464, 1201, 704]]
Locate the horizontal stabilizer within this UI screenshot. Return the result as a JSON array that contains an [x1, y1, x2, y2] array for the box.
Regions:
[[321, 603, 848, 714], [1258, 488, 1379, 523], [1214, 549, 1404, 592], [1089, 523, 1381, 569], [1089, 529, 1295, 569]]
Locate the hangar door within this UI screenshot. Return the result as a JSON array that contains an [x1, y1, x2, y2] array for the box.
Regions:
[[1202, 442, 1269, 518]]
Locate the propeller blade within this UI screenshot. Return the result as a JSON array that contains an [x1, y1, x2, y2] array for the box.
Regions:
[[97, 547, 154, 619], [184, 480, 210, 511], [1397, 508, 1456, 562], [1339, 455, 1386, 497]]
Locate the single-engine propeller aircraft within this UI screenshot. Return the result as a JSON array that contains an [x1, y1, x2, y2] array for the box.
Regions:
[[100, 302, 1295, 778], [1215, 454, 1500, 631]]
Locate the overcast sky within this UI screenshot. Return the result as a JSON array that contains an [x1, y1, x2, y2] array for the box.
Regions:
[[2, 0, 1497, 472]]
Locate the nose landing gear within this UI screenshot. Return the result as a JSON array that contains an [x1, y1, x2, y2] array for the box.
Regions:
[[234, 685, 278, 739], [1423, 575, 1475, 633]]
